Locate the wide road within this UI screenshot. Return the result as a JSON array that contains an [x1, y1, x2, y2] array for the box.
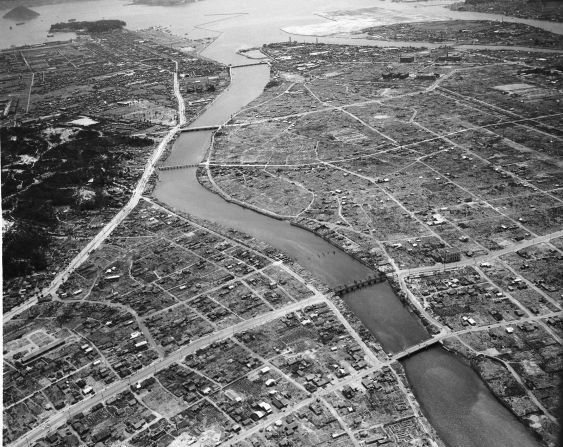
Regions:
[[3, 62, 186, 324], [391, 311, 563, 361], [10, 293, 326, 447], [396, 229, 563, 279]]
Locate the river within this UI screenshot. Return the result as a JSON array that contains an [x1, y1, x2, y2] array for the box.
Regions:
[[154, 63, 542, 446], [4, 0, 554, 445]]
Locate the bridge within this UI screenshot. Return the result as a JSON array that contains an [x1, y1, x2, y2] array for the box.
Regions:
[[158, 163, 202, 171], [229, 61, 269, 69], [393, 338, 442, 361], [180, 125, 221, 133], [332, 272, 387, 297]]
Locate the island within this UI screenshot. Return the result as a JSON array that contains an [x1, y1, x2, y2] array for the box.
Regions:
[[49, 19, 126, 33]]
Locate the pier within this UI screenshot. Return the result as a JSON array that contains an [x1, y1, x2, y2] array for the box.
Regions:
[[332, 272, 387, 297]]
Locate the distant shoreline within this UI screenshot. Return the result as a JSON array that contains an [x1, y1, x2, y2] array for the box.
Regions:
[[0, 0, 100, 12], [0, 0, 199, 10]]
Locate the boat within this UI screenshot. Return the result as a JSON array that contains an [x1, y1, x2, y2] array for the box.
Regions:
[[47, 33, 54, 37], [16, 22, 25, 25]]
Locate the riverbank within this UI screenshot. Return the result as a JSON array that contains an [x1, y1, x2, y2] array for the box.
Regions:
[[150, 31, 562, 445], [439, 338, 553, 445], [197, 166, 286, 221], [361, 19, 563, 49], [198, 163, 401, 287], [449, 0, 563, 23]]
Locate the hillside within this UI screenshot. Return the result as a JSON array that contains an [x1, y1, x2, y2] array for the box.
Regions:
[[2, 5, 39, 20]]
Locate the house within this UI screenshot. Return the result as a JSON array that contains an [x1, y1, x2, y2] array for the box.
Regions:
[[82, 386, 93, 395], [250, 410, 265, 421], [135, 340, 148, 351], [258, 402, 272, 414], [271, 397, 287, 410]]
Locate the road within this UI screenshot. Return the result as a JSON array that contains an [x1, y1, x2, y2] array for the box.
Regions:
[[9, 294, 326, 447], [396, 229, 563, 279], [11, 282, 559, 446], [429, 312, 561, 344], [4, 61, 186, 325], [25, 72, 34, 114], [7, 41, 563, 446], [387, 310, 563, 363], [392, 337, 441, 360], [221, 364, 383, 447]]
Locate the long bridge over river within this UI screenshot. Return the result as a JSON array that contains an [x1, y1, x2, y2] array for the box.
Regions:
[[332, 272, 387, 297], [158, 163, 202, 171], [229, 61, 269, 69], [393, 338, 442, 361], [179, 125, 221, 133]]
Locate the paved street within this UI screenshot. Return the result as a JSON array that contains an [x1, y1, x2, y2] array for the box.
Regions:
[[10, 293, 327, 447], [4, 62, 186, 325]]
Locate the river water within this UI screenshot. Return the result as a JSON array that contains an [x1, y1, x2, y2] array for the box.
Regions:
[[4, 0, 555, 445], [154, 63, 542, 447]]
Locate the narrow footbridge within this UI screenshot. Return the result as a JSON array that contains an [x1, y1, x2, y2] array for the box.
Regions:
[[180, 125, 221, 133], [393, 338, 442, 361], [158, 163, 202, 171], [332, 272, 387, 297]]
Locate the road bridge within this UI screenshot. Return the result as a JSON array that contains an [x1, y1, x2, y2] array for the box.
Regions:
[[158, 163, 202, 171], [180, 125, 221, 133], [393, 338, 441, 361], [229, 61, 269, 69], [332, 272, 387, 297]]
